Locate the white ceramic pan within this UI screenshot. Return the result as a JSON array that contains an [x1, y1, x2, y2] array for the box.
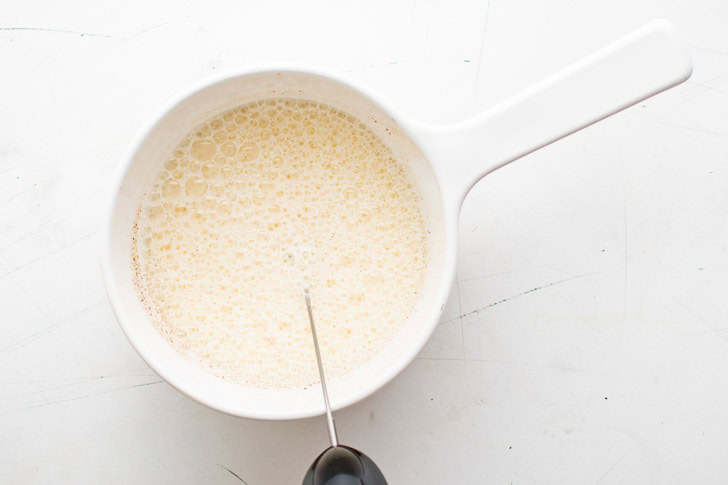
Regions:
[[102, 20, 691, 419]]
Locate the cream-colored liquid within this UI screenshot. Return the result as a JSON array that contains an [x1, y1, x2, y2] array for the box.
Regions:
[[132, 99, 427, 388]]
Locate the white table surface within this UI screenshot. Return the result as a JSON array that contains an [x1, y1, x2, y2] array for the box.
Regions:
[[2, 1, 728, 483]]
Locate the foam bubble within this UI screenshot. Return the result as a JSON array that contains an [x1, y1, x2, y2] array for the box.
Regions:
[[132, 98, 427, 389]]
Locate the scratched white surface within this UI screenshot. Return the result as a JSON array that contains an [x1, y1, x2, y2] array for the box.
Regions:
[[2, 1, 728, 484]]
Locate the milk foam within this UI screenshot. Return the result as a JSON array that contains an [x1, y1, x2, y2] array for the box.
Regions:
[[132, 99, 427, 388]]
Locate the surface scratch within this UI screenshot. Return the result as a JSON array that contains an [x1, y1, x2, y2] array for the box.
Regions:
[[514, 472, 544, 485], [0, 26, 114, 38], [0, 220, 51, 250], [416, 356, 583, 372], [648, 119, 727, 137], [457, 266, 533, 284], [455, 281, 466, 357], [596, 451, 628, 483], [690, 45, 728, 57], [92, 12, 222, 55], [622, 160, 628, 323], [0, 380, 163, 414], [676, 327, 728, 336], [0, 187, 32, 207], [444, 273, 595, 322], [0, 367, 152, 386], [1, 230, 98, 276], [686, 82, 728, 96], [472, 0, 491, 108], [3, 35, 82, 91], [218, 464, 249, 484], [0, 372, 157, 403], [0, 299, 107, 359]]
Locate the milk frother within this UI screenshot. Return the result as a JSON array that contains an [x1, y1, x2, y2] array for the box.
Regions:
[[302, 289, 388, 485]]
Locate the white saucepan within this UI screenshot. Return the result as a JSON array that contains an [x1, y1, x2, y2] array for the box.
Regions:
[[102, 20, 691, 419]]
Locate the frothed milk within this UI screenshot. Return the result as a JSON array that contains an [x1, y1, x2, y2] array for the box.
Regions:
[[132, 99, 427, 388]]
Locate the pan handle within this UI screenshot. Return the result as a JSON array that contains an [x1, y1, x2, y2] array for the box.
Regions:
[[410, 19, 692, 210]]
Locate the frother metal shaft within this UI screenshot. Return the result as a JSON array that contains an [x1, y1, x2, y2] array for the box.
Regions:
[[303, 289, 338, 448]]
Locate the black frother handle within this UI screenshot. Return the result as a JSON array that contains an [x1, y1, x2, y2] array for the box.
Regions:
[[303, 445, 388, 485]]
